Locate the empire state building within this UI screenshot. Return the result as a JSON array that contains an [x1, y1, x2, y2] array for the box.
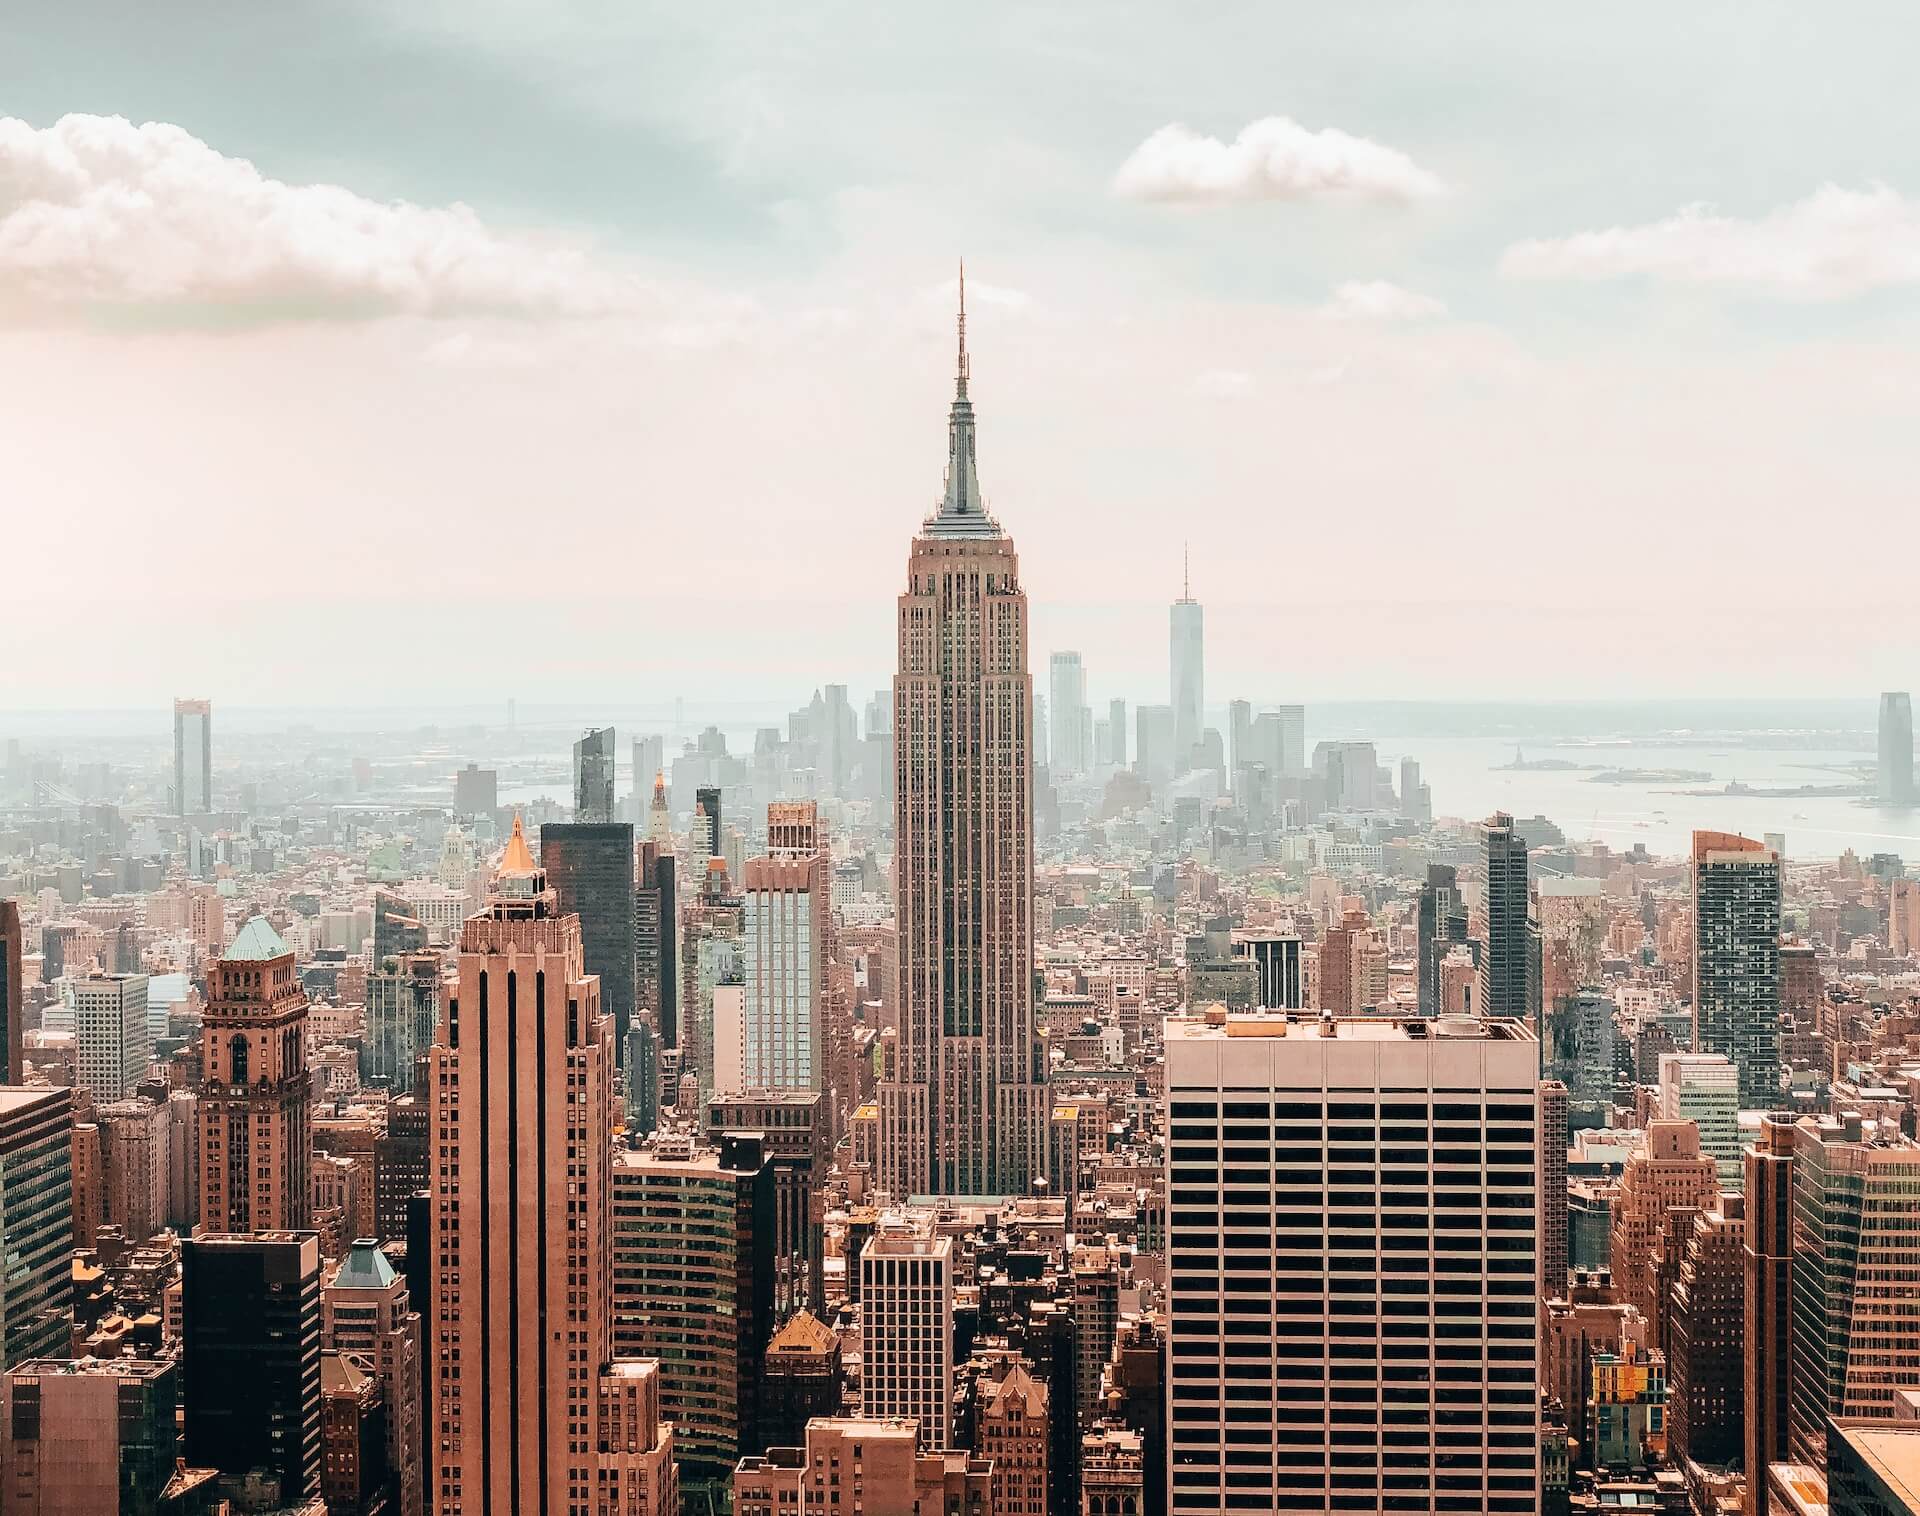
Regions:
[[879, 271, 1047, 1199]]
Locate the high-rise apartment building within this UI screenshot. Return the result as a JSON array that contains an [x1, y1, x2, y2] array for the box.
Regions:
[[1692, 830, 1782, 1108], [541, 819, 637, 1053], [879, 278, 1046, 1200], [427, 815, 664, 1514], [1170, 560, 1204, 762], [197, 917, 311, 1232], [70, 971, 150, 1101], [1879, 692, 1915, 805], [2, 1356, 188, 1515], [705, 1090, 830, 1313], [0, 899, 20, 1085], [860, 1226, 954, 1442], [1480, 812, 1531, 1022], [573, 724, 617, 823], [1659, 1051, 1744, 1187], [1666, 1196, 1746, 1473], [1049, 651, 1090, 775], [1164, 1011, 1540, 1514], [1608, 1119, 1719, 1328], [182, 1230, 323, 1503], [1235, 933, 1304, 1011], [98, 1097, 170, 1244], [172, 697, 212, 814], [610, 1132, 775, 1491], [1540, 1079, 1570, 1312], [0, 1087, 73, 1371], [742, 856, 823, 1092]]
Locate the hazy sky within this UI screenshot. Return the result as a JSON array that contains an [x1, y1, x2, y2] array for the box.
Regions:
[[4, 3, 1918, 713]]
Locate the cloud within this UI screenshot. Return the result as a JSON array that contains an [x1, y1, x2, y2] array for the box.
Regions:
[[1191, 368, 1254, 397], [1322, 280, 1448, 321], [1113, 116, 1448, 206], [0, 113, 644, 324], [1499, 183, 1920, 298]]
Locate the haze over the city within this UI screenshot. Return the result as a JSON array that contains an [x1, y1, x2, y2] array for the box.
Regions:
[[7, 2, 1920, 706]]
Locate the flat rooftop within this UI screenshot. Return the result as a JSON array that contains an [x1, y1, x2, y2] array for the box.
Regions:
[[1836, 1424, 1920, 1510], [1167, 1013, 1536, 1044]]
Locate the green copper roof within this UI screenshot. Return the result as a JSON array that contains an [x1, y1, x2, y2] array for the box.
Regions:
[[333, 1238, 398, 1291], [224, 915, 290, 962]]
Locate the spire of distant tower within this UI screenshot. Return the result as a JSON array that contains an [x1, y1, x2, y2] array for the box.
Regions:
[[928, 258, 999, 540], [1183, 542, 1190, 600]]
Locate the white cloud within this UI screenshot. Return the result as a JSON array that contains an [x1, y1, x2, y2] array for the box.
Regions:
[[1113, 116, 1448, 205], [1499, 183, 1920, 298], [0, 113, 645, 324], [1322, 280, 1448, 321]]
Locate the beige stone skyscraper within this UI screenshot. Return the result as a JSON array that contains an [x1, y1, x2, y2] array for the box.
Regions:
[[879, 270, 1046, 1199], [428, 815, 671, 1515]]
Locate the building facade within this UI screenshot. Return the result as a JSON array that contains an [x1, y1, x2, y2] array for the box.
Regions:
[[879, 279, 1046, 1200], [0, 1088, 73, 1371], [1692, 831, 1782, 1108]]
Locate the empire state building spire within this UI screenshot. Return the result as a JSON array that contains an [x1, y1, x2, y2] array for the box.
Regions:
[[928, 260, 998, 539]]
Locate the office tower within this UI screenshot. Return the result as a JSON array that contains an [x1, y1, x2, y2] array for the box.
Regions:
[[1105, 696, 1127, 770], [0, 899, 19, 1085], [1692, 831, 1783, 1108], [860, 1226, 954, 1439], [631, 735, 664, 811], [1416, 864, 1467, 1015], [1785, 1115, 1920, 1471], [821, 683, 858, 793], [627, 1015, 660, 1136], [1072, 1245, 1125, 1429], [373, 1095, 427, 1245], [453, 762, 497, 818], [1251, 704, 1306, 780], [1480, 811, 1531, 1022], [1314, 739, 1380, 810], [1133, 704, 1176, 785], [1234, 932, 1304, 1010], [362, 951, 441, 1096], [610, 1132, 774, 1491], [1746, 1115, 1797, 1514], [742, 856, 822, 1092], [879, 278, 1046, 1201], [1398, 756, 1425, 819], [1666, 1196, 1746, 1473], [1169, 556, 1204, 761], [1540, 1079, 1570, 1311], [1659, 1052, 1743, 1187], [98, 1097, 170, 1243], [636, 837, 680, 1048], [183, 1230, 323, 1502], [428, 815, 663, 1514], [694, 783, 724, 860], [573, 724, 617, 822], [372, 888, 428, 962], [198, 916, 311, 1232], [324, 1238, 424, 1516], [684, 881, 745, 1099], [1049, 651, 1089, 775], [705, 1090, 829, 1313], [0, 1088, 73, 1371], [1879, 692, 1915, 804], [541, 819, 637, 1052], [1, 1357, 188, 1515], [1227, 699, 1252, 789], [172, 697, 212, 814], [1164, 1012, 1541, 1515], [70, 971, 150, 1101]]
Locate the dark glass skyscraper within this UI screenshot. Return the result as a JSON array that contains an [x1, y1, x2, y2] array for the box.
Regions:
[[1692, 830, 1781, 1108], [1416, 863, 1467, 1015], [636, 841, 679, 1049], [1479, 812, 1530, 1021], [541, 820, 637, 1053], [573, 725, 617, 823], [0, 899, 20, 1085], [182, 1230, 323, 1502], [0, 1088, 73, 1371]]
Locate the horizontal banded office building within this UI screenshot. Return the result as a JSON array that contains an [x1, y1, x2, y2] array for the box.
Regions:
[[1165, 1012, 1540, 1514]]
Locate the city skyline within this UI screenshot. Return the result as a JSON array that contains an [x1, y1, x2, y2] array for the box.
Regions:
[[8, 7, 1920, 704]]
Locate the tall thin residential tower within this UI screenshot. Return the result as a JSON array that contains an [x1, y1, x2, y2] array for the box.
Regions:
[[173, 697, 212, 814], [1692, 830, 1781, 1108], [879, 268, 1046, 1199]]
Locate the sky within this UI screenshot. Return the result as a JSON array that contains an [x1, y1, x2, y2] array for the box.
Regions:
[[3, 2, 1919, 715]]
